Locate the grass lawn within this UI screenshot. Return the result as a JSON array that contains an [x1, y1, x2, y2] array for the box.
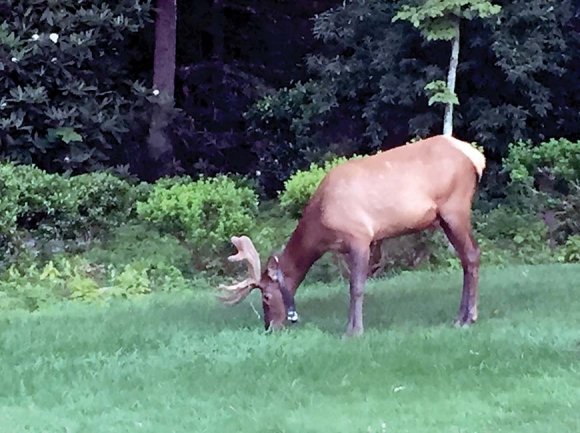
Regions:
[[1, 263, 579, 433]]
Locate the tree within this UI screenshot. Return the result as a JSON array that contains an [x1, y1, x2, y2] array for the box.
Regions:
[[466, 0, 580, 154], [0, 0, 153, 173], [393, 0, 501, 135], [148, 0, 178, 176]]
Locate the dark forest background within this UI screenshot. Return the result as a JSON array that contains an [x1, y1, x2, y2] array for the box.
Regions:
[[1, 0, 579, 197]]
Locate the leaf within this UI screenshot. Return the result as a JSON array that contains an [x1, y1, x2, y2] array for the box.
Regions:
[[52, 127, 83, 144], [424, 80, 459, 106]]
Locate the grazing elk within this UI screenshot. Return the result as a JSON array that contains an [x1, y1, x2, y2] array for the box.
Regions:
[[218, 135, 486, 336]]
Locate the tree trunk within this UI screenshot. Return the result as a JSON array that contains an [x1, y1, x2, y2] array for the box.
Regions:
[[148, 0, 177, 175], [443, 21, 460, 136]]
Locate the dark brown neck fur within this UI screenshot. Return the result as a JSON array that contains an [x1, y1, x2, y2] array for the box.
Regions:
[[278, 218, 325, 295]]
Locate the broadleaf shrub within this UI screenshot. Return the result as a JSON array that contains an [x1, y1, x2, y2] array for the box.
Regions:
[[501, 137, 580, 252], [0, 163, 146, 269], [280, 156, 361, 218], [473, 206, 552, 263], [0, 163, 75, 238], [137, 175, 259, 257], [558, 235, 580, 263], [0, 0, 153, 172], [66, 171, 146, 235], [504, 138, 580, 187]]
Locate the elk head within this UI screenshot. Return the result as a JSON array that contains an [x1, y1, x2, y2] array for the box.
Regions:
[[217, 235, 298, 330]]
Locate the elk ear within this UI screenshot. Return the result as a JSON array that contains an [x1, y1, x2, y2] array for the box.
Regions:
[[266, 255, 279, 281]]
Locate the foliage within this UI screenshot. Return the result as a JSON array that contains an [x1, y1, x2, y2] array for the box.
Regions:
[[503, 138, 580, 186], [554, 183, 580, 240], [170, 61, 269, 180], [472, 205, 552, 263], [0, 163, 143, 248], [136, 175, 259, 258], [393, 0, 502, 41], [0, 257, 98, 310], [424, 80, 459, 106], [392, 0, 500, 134], [0, 162, 74, 239], [0, 0, 153, 172], [84, 224, 192, 276], [154, 0, 342, 186], [247, 0, 579, 179], [279, 156, 352, 218], [245, 79, 349, 194], [468, 0, 578, 152], [500, 138, 580, 251], [0, 163, 147, 278], [66, 171, 147, 234], [0, 252, 192, 310], [558, 235, 580, 263]]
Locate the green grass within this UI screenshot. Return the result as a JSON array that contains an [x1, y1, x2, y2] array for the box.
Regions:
[[1, 263, 580, 432]]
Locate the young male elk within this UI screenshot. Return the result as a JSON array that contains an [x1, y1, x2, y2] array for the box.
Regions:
[[218, 135, 485, 336]]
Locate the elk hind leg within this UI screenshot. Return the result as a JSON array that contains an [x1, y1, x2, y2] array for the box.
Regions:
[[439, 214, 481, 327]]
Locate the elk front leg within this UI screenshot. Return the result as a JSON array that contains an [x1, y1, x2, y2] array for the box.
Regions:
[[345, 244, 370, 337]]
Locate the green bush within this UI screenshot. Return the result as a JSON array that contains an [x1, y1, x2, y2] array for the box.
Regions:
[[558, 235, 580, 263], [504, 138, 580, 187], [279, 156, 356, 218], [0, 163, 75, 238], [501, 138, 580, 252], [0, 163, 150, 276], [0, 163, 144, 246], [473, 206, 552, 264], [137, 175, 259, 256], [0, 259, 78, 311], [549, 182, 580, 241], [66, 171, 145, 234]]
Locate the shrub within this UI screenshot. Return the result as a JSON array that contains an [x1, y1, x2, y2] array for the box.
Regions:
[[551, 182, 580, 241], [504, 138, 580, 188], [558, 235, 580, 263], [473, 206, 552, 264], [0, 259, 76, 311], [0, 163, 75, 238], [137, 175, 259, 257], [0, 163, 145, 256], [0, 164, 153, 279], [66, 171, 145, 235], [279, 156, 356, 218], [501, 138, 580, 251]]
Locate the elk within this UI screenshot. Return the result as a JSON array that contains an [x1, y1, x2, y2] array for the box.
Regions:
[[218, 135, 486, 336]]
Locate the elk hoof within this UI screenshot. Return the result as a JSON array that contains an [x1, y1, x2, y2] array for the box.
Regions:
[[344, 326, 364, 338], [453, 316, 476, 328]]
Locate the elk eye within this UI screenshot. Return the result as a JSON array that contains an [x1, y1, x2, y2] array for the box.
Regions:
[[263, 293, 272, 303]]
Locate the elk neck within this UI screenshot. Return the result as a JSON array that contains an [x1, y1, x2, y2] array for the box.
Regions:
[[277, 218, 325, 295]]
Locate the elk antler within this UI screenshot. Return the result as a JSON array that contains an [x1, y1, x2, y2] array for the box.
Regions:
[[217, 236, 262, 305]]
